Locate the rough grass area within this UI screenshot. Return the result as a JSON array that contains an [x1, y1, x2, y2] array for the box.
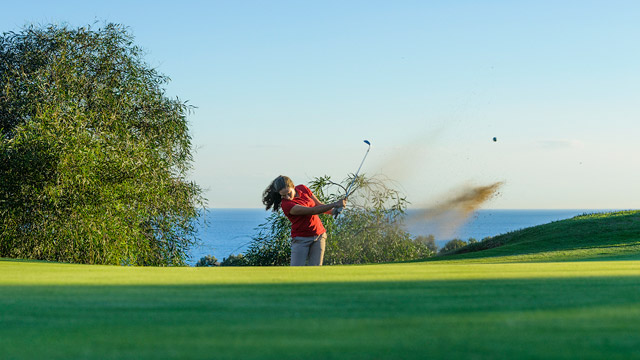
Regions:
[[2, 258, 640, 359], [437, 210, 640, 262]]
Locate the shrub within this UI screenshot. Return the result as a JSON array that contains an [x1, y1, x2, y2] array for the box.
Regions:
[[221, 254, 248, 266], [415, 235, 438, 253], [195, 255, 219, 267], [439, 238, 468, 254], [244, 212, 292, 266]]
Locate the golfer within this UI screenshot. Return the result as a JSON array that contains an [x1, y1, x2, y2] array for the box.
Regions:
[[262, 175, 346, 266]]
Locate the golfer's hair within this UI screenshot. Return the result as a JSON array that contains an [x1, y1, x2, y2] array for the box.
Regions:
[[262, 175, 294, 212]]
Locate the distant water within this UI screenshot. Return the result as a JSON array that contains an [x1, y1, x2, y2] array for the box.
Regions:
[[189, 208, 611, 265], [190, 209, 269, 265]]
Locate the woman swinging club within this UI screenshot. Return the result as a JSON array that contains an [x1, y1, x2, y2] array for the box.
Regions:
[[263, 175, 346, 266]]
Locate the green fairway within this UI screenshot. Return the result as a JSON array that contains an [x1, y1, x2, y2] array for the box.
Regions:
[[2, 258, 640, 359]]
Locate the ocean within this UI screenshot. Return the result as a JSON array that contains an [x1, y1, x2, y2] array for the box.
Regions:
[[189, 208, 610, 265]]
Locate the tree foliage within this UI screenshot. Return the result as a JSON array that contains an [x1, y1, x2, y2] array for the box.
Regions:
[[438, 239, 469, 254], [415, 235, 438, 253], [0, 23, 204, 265], [243, 175, 434, 265]]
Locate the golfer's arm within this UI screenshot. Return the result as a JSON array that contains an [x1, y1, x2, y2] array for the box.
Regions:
[[289, 204, 334, 216], [310, 193, 333, 214]]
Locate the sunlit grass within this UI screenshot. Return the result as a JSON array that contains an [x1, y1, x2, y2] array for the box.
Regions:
[[437, 210, 640, 262], [3, 211, 640, 359], [3, 257, 640, 285], [2, 259, 640, 359]]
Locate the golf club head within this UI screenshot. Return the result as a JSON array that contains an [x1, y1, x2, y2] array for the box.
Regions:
[[364, 140, 371, 146]]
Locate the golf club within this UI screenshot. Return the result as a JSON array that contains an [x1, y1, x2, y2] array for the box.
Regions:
[[334, 140, 371, 217]]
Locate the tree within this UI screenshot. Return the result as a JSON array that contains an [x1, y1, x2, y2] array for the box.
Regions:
[[0, 23, 204, 266], [243, 174, 434, 265]]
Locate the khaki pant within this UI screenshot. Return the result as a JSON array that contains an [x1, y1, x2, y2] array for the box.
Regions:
[[290, 233, 327, 266]]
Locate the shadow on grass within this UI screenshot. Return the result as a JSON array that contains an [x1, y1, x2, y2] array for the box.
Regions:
[[0, 257, 66, 264], [2, 276, 640, 359]]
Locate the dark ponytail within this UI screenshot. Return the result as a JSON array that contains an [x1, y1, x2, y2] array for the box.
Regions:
[[262, 175, 294, 212]]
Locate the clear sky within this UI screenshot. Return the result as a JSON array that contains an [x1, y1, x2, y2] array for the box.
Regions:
[[3, 1, 639, 209]]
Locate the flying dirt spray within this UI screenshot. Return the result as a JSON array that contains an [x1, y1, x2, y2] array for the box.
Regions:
[[407, 181, 505, 240], [363, 129, 504, 241]]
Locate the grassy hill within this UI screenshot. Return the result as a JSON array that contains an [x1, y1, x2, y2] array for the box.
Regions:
[[437, 210, 640, 262], [2, 210, 640, 359]]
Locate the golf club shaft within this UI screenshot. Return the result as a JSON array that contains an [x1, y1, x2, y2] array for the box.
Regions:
[[344, 147, 370, 198], [334, 140, 371, 218]]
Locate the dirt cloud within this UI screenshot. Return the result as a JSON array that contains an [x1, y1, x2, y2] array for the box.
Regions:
[[407, 182, 504, 240]]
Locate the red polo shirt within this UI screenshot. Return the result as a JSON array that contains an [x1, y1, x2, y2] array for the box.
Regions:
[[280, 185, 326, 238]]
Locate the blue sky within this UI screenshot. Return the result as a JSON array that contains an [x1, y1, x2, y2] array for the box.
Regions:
[[3, 1, 639, 209]]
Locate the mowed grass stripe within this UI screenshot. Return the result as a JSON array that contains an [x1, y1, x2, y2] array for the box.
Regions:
[[2, 259, 640, 286]]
